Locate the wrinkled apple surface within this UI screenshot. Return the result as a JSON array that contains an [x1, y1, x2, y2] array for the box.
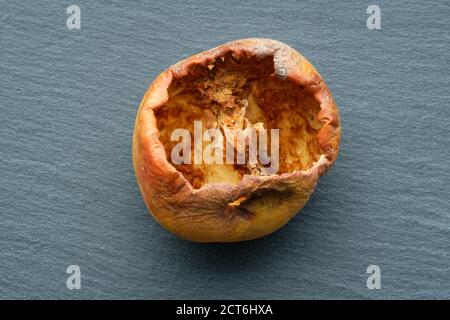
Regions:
[[133, 38, 341, 242]]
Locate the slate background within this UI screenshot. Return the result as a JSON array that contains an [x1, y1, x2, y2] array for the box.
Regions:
[[1, 0, 449, 299]]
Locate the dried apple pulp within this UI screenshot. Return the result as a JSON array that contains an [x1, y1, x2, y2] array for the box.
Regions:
[[155, 54, 323, 189]]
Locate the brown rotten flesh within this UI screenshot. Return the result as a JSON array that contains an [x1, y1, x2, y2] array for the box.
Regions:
[[133, 38, 341, 242]]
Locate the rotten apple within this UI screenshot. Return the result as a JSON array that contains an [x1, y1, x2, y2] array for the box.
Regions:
[[133, 38, 341, 242]]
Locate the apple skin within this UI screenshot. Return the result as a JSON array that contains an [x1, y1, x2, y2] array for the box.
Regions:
[[132, 38, 341, 243]]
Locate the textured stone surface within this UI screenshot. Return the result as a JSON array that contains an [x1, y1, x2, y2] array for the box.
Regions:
[[0, 0, 449, 299]]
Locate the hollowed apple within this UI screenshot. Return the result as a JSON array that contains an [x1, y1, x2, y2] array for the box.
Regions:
[[133, 38, 341, 242]]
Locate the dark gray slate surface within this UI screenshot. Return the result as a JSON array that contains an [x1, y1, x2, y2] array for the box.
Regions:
[[0, 0, 449, 299]]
